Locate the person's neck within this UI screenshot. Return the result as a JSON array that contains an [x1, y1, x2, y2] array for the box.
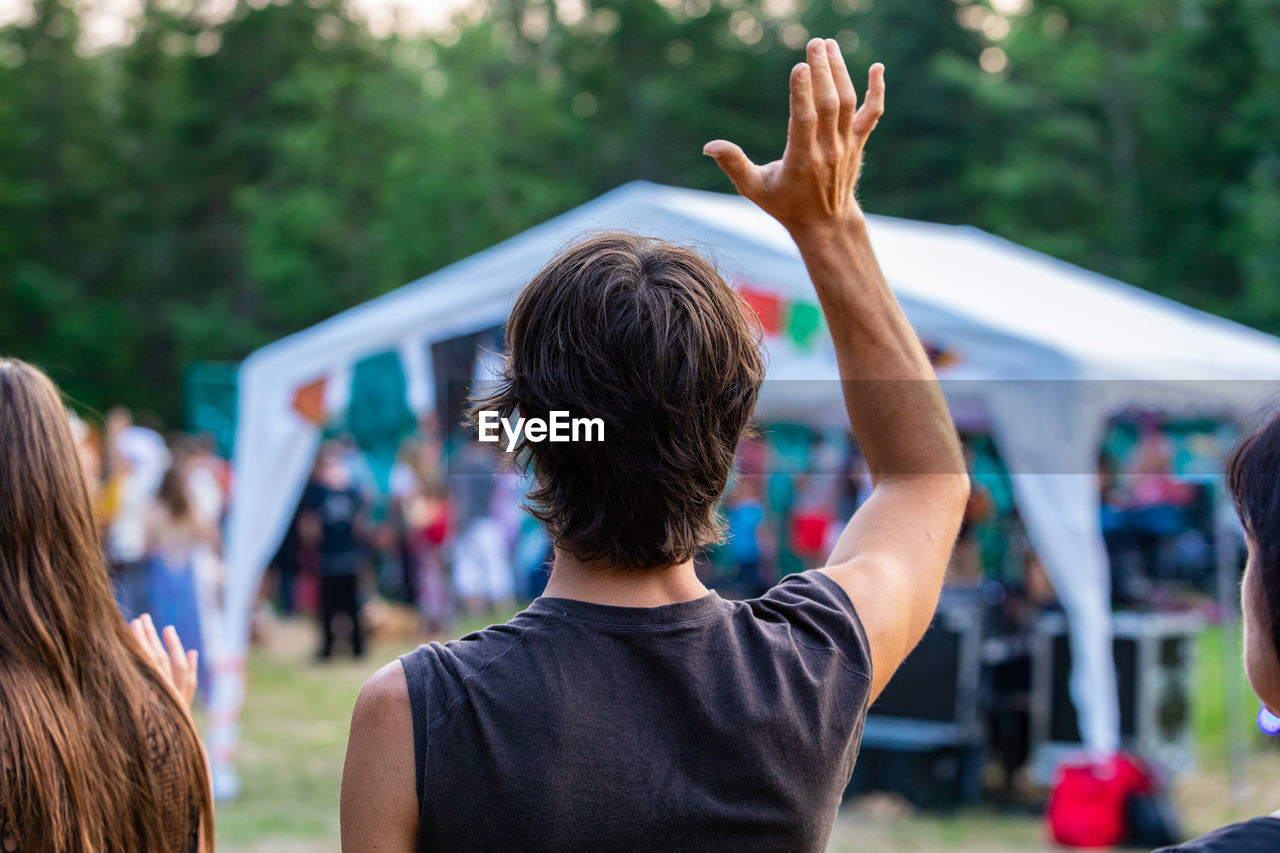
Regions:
[[541, 548, 709, 608]]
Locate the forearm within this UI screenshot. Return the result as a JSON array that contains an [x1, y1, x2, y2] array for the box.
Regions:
[[790, 218, 965, 485], [798, 216, 967, 683]]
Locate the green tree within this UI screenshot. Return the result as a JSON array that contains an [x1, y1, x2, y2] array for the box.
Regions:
[[974, 0, 1280, 328], [4, 0, 1279, 421]]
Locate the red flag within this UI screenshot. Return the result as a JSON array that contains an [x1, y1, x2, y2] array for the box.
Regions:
[[739, 286, 782, 336]]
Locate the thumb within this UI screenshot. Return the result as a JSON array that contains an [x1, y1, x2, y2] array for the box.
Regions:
[[703, 140, 762, 199]]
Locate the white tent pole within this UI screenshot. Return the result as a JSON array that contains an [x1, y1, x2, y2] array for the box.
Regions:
[[985, 383, 1120, 756], [213, 356, 329, 800]]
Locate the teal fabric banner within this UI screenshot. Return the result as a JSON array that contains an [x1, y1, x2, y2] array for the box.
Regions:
[[347, 349, 417, 493]]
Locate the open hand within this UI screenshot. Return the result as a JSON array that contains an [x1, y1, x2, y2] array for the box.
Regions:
[[704, 38, 884, 235], [131, 613, 199, 707]]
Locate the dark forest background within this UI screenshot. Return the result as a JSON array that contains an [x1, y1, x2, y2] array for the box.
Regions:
[[3, 0, 1278, 420]]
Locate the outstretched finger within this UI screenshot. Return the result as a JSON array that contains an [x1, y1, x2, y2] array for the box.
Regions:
[[163, 624, 188, 674], [826, 39, 858, 137], [142, 613, 167, 662], [785, 62, 816, 162], [807, 38, 839, 143], [703, 139, 764, 200], [130, 617, 149, 658], [852, 63, 886, 137]]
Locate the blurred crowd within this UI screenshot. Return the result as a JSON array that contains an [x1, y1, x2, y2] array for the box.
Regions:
[[264, 417, 881, 660], [70, 402, 1233, 675], [710, 413, 1239, 619], [266, 421, 556, 659], [72, 407, 230, 696], [1100, 419, 1242, 606]]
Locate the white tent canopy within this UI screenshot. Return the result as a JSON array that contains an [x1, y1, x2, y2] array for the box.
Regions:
[[213, 181, 1280, 797]]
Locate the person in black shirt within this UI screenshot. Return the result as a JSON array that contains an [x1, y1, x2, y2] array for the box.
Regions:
[[340, 39, 970, 851], [1154, 413, 1280, 851], [301, 441, 368, 660]]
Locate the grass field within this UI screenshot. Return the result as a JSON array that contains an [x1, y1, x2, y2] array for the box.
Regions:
[[213, 611, 1280, 852]]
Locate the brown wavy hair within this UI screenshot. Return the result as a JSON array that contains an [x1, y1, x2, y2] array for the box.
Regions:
[[0, 359, 214, 851], [470, 233, 766, 571]]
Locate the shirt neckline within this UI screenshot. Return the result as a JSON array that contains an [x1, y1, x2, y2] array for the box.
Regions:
[[528, 590, 726, 626]]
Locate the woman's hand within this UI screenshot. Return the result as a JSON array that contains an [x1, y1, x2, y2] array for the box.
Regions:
[[131, 613, 199, 707]]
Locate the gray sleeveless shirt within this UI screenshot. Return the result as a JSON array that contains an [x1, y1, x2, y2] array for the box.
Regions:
[[398, 570, 872, 852]]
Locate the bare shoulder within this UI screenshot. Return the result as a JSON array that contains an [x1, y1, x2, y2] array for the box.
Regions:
[[345, 659, 415, 781], [354, 660, 412, 722], [341, 660, 417, 853]]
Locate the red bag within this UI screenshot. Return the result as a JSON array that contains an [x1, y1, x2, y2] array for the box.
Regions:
[[1046, 754, 1151, 847]]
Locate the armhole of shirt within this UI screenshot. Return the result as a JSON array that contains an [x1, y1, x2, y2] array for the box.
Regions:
[[397, 650, 430, 816], [805, 569, 875, 688]]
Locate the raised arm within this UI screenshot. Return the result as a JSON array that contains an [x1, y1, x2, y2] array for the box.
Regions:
[[706, 38, 969, 701]]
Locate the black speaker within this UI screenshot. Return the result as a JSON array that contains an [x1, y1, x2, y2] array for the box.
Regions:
[[864, 593, 984, 736], [848, 593, 987, 807], [846, 743, 986, 809], [1028, 611, 1200, 783]]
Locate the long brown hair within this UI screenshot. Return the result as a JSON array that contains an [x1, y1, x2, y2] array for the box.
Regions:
[[0, 359, 214, 850], [157, 465, 193, 521]]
